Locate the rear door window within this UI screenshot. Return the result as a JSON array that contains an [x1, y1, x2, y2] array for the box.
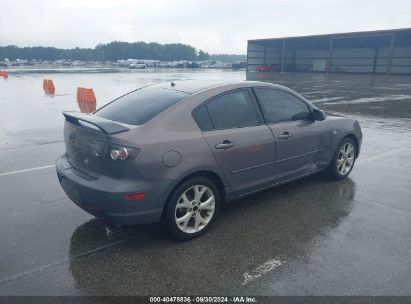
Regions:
[[95, 87, 189, 125], [205, 90, 260, 130]]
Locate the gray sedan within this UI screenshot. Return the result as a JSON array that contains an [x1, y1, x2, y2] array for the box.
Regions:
[[56, 80, 362, 240]]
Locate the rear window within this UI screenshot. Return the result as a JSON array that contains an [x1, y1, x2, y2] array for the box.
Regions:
[[95, 87, 189, 125]]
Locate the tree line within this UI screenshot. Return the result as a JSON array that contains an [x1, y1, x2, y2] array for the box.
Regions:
[[0, 41, 211, 62], [208, 54, 246, 62]]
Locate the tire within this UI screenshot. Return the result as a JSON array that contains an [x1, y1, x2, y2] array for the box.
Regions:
[[326, 137, 357, 180], [163, 177, 220, 240]]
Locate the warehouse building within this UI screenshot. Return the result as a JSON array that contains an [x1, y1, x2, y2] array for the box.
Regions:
[[247, 28, 411, 74]]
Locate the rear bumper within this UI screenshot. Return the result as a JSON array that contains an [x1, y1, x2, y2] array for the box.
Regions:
[[56, 155, 167, 225]]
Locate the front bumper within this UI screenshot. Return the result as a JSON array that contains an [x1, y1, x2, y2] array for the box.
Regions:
[[56, 155, 167, 225]]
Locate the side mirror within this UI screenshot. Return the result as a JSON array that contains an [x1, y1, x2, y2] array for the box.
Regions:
[[312, 108, 326, 121]]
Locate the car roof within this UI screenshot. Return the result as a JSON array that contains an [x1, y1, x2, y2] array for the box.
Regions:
[[152, 80, 233, 94], [151, 80, 297, 95]]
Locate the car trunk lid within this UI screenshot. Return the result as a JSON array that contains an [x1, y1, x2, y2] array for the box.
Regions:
[[63, 111, 130, 178]]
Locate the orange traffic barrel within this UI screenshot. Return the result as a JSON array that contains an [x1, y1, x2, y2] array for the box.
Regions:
[[0, 70, 8, 79], [77, 88, 86, 112], [77, 87, 96, 113], [76, 87, 83, 105], [84, 89, 96, 113], [43, 79, 55, 96]]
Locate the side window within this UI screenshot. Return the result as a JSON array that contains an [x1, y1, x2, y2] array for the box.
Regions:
[[205, 90, 260, 130], [254, 88, 311, 123], [192, 106, 213, 131]]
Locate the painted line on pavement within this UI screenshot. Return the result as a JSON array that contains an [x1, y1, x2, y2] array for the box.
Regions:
[[0, 234, 142, 286], [0, 165, 55, 177], [360, 147, 409, 164]]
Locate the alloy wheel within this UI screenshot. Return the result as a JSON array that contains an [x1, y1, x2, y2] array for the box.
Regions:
[[175, 185, 215, 234], [337, 142, 355, 175]]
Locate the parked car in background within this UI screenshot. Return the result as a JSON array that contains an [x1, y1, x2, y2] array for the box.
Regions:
[[256, 64, 280, 72], [56, 80, 362, 240]]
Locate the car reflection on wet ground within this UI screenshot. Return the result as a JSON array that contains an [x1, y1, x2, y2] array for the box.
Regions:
[[64, 176, 355, 294], [0, 70, 410, 295]]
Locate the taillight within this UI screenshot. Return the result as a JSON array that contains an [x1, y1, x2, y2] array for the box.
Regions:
[[110, 147, 128, 160], [109, 146, 138, 161]]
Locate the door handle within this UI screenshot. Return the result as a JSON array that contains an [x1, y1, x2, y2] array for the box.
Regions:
[[278, 132, 293, 139], [215, 140, 236, 150]]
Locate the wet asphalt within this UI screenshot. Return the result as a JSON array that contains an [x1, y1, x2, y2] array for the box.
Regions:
[[0, 71, 410, 295]]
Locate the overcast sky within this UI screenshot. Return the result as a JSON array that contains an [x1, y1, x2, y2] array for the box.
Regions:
[[1, 0, 410, 54]]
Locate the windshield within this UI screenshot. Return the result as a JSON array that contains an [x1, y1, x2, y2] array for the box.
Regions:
[[95, 87, 189, 125]]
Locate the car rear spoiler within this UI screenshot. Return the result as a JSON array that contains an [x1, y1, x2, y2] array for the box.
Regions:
[[62, 111, 130, 135]]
